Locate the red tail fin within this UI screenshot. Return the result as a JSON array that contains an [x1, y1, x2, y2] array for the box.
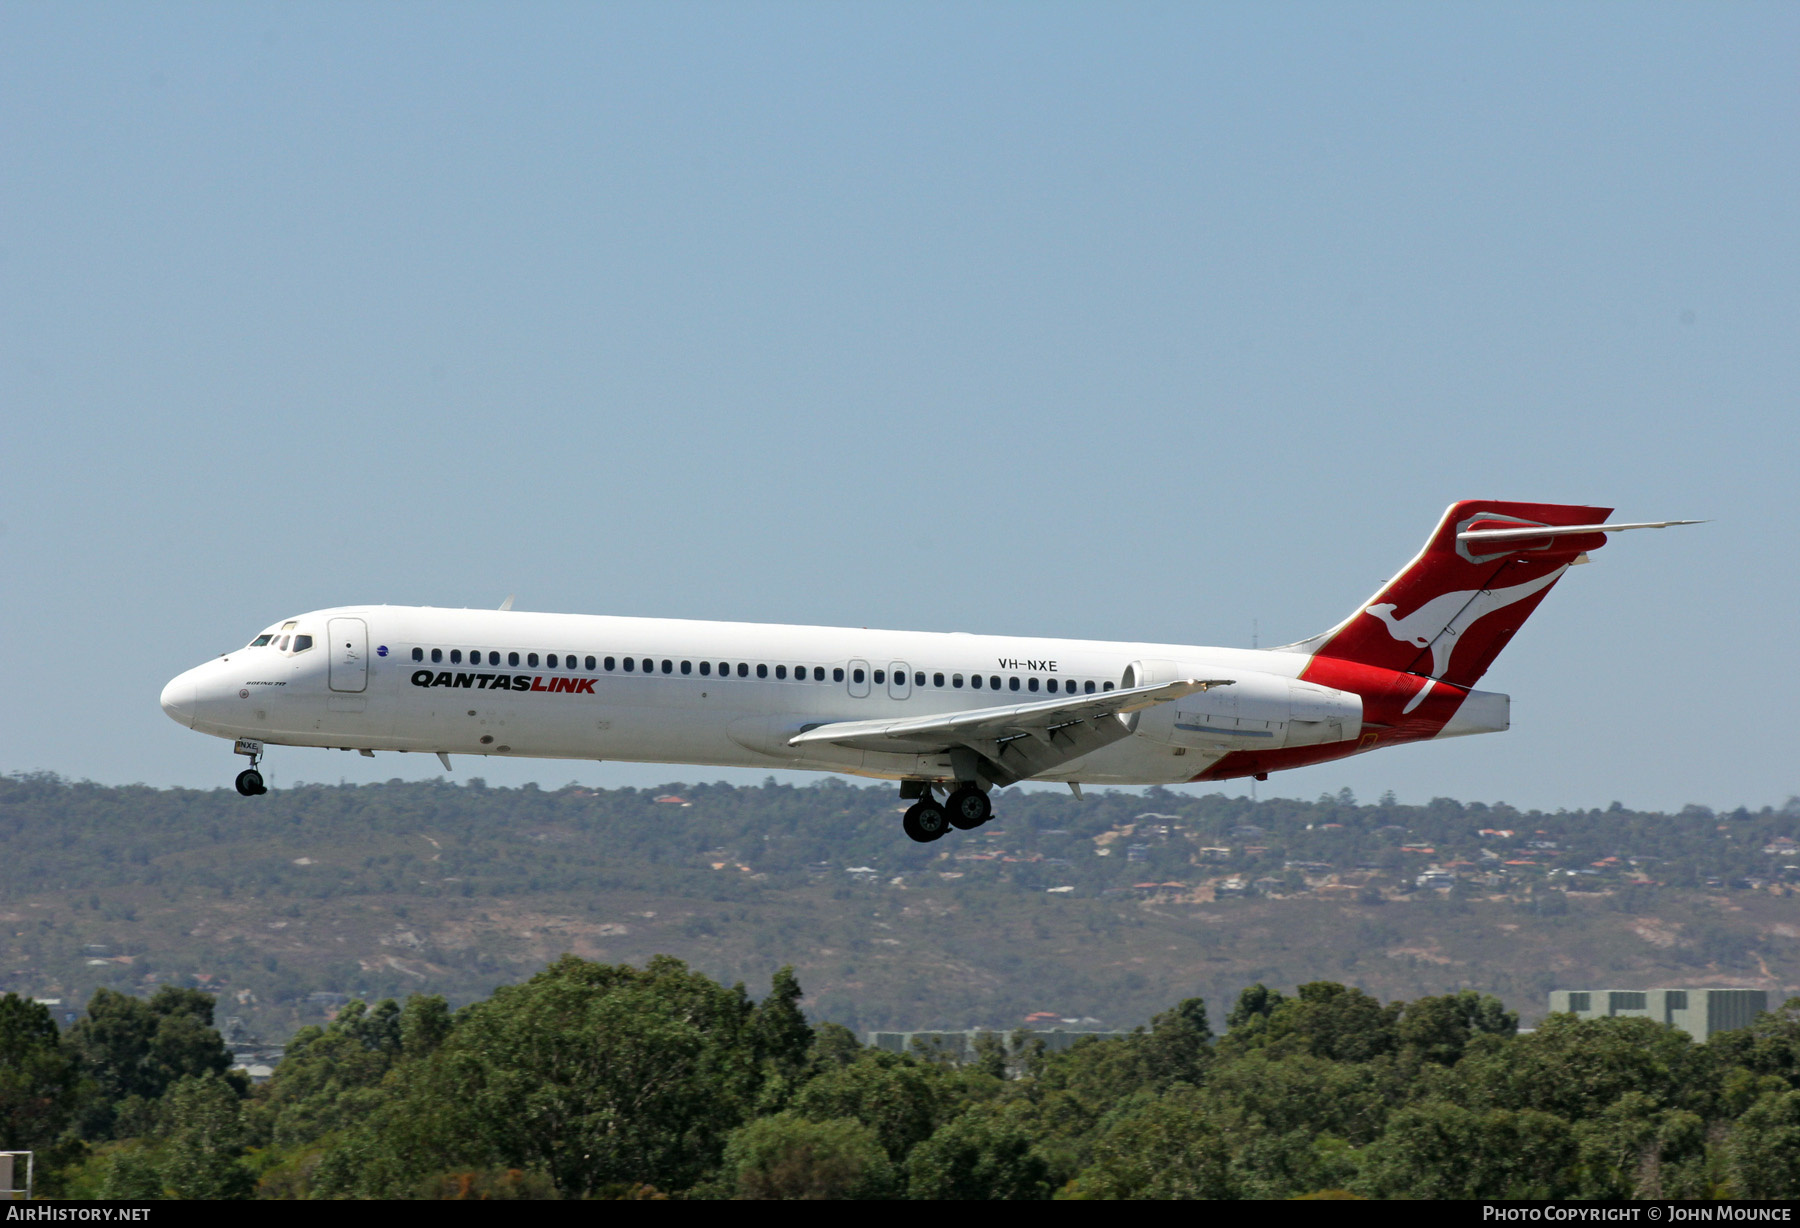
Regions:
[[1291, 501, 1614, 688]]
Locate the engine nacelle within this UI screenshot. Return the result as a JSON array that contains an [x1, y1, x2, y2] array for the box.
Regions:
[[1124, 662, 1363, 751]]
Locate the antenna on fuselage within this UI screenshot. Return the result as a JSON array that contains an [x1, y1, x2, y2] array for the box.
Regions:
[[498, 595, 515, 612]]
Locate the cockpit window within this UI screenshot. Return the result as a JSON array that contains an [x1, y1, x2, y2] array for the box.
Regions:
[[250, 634, 274, 647], [276, 635, 290, 650], [281, 621, 298, 631], [292, 634, 314, 653]]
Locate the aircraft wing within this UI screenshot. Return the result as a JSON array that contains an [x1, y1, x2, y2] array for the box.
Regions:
[[787, 678, 1232, 786]]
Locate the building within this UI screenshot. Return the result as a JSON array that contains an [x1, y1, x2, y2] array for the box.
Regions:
[[866, 1028, 1131, 1059], [1547, 988, 1768, 1042]]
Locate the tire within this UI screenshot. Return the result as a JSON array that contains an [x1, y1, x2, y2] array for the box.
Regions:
[[947, 787, 992, 830], [235, 769, 264, 797], [902, 800, 950, 843]]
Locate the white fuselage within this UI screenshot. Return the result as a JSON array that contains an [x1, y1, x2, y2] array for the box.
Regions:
[[160, 604, 1364, 786]]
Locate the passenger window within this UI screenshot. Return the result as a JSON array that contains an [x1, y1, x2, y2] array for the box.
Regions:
[[1046, 678, 1057, 693], [719, 662, 729, 676], [451, 650, 463, 665], [508, 651, 520, 667], [814, 667, 825, 681], [411, 647, 423, 662], [624, 658, 635, 672], [681, 660, 692, 675], [638, 658, 650, 673], [604, 657, 615, 670], [971, 674, 982, 689], [1028, 677, 1039, 692], [992, 676, 1003, 690], [757, 664, 768, 679], [293, 635, 313, 652], [550, 654, 562, 668], [833, 667, 845, 682], [737, 663, 749, 678], [699, 661, 711, 676], [852, 668, 865, 684], [952, 673, 963, 688], [775, 664, 787, 680], [585, 656, 596, 671], [914, 672, 925, 687], [1103, 681, 1114, 691], [429, 647, 441, 663], [661, 660, 672, 674], [1085, 681, 1096, 694], [933, 672, 945, 687], [528, 653, 540, 667], [873, 670, 885, 685]]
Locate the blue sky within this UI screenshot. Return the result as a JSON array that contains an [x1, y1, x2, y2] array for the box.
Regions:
[[3, 3, 1795, 811]]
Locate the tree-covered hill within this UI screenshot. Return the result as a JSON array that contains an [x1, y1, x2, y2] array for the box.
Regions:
[[2, 773, 1797, 1040]]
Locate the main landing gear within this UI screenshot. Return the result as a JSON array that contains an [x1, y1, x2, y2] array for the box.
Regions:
[[233, 738, 268, 797], [901, 782, 993, 843]]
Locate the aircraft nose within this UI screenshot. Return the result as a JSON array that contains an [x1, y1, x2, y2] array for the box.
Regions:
[[160, 672, 197, 728]]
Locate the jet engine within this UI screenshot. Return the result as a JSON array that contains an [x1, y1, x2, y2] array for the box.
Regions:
[[1122, 660, 1362, 751]]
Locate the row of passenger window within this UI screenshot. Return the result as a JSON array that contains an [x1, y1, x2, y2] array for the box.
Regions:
[[406, 645, 1115, 696]]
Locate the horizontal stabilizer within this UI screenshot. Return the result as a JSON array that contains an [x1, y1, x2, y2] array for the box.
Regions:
[[1458, 519, 1704, 543]]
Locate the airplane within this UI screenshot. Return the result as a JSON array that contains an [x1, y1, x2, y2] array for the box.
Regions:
[[159, 501, 1697, 842]]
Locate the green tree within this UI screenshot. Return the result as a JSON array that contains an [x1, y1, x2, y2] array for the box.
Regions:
[[1355, 1101, 1579, 1199], [970, 1031, 1009, 1081], [1224, 983, 1286, 1039], [320, 955, 762, 1197], [805, 1022, 862, 1073], [1264, 982, 1400, 1064], [1071, 1087, 1232, 1199], [69, 986, 237, 1140], [1727, 1089, 1800, 1199], [0, 993, 82, 1150], [157, 1073, 253, 1200], [789, 1051, 947, 1165], [747, 967, 813, 1080], [1574, 1092, 1708, 1200], [252, 997, 415, 1150], [1396, 990, 1517, 1066], [399, 994, 453, 1058], [905, 1108, 1051, 1200], [1135, 997, 1212, 1089], [722, 1112, 894, 1199], [1453, 1014, 1711, 1122]]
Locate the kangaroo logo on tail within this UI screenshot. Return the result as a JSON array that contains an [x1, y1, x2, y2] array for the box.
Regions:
[[1365, 567, 1567, 679]]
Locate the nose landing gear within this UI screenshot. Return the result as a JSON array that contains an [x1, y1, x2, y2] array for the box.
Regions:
[[233, 738, 268, 796]]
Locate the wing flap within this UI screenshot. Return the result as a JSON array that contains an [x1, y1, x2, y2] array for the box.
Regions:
[[787, 678, 1232, 784]]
